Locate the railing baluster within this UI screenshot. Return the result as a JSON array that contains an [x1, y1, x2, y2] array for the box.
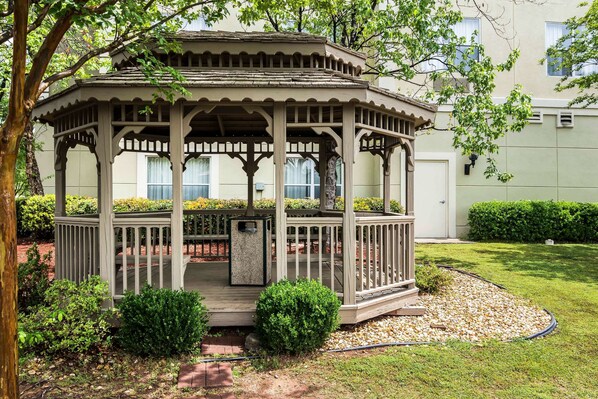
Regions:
[[295, 227, 299, 279], [134, 227, 140, 294], [146, 226, 152, 286], [318, 226, 322, 282], [306, 227, 311, 279], [159, 227, 164, 289], [122, 227, 128, 294]]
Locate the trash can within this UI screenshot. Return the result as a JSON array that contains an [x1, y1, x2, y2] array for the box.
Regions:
[[229, 216, 272, 286]]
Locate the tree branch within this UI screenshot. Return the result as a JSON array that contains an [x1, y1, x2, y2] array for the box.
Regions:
[[0, 3, 51, 46], [0, 0, 13, 17]]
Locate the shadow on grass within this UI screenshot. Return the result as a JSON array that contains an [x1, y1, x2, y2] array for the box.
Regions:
[[417, 243, 598, 286]]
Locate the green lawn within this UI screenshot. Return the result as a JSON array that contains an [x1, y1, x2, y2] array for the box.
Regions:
[[279, 243, 598, 399], [20, 243, 598, 398]]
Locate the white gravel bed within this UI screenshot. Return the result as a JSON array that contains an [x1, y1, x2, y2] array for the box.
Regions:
[[325, 270, 553, 350]]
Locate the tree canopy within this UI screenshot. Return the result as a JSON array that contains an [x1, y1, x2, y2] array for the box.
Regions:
[[545, 0, 598, 107], [236, 0, 533, 182], [1, 2, 230, 397]]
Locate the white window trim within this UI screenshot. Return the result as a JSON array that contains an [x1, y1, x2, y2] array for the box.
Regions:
[[136, 153, 219, 199], [284, 155, 343, 199], [414, 152, 457, 239]]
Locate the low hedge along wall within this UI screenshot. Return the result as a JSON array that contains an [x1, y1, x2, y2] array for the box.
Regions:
[[17, 195, 404, 238], [468, 201, 598, 243]]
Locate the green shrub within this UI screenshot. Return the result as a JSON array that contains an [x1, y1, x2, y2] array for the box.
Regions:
[[19, 276, 113, 354], [19, 195, 57, 238], [18, 243, 52, 313], [117, 287, 209, 356], [415, 263, 453, 294], [16, 195, 405, 238], [255, 279, 341, 354], [468, 200, 598, 242]]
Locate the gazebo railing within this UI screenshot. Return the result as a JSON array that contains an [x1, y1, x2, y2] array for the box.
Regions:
[[113, 214, 172, 297], [55, 216, 100, 282], [355, 215, 415, 299], [286, 216, 344, 294]]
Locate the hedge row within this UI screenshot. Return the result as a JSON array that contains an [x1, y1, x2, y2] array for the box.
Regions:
[[468, 201, 598, 243], [17, 195, 404, 238]]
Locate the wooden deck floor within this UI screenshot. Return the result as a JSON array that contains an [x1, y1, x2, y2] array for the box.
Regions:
[[114, 260, 417, 326]]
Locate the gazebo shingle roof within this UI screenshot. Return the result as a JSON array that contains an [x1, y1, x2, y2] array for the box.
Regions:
[[77, 67, 367, 89]]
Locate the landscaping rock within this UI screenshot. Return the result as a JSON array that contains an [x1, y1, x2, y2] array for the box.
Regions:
[[325, 270, 553, 350], [245, 333, 261, 352]]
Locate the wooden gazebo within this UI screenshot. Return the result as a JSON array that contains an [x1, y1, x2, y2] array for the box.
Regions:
[[33, 31, 436, 325]]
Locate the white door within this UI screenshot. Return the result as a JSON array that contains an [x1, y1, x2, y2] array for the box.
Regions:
[[414, 160, 448, 238]]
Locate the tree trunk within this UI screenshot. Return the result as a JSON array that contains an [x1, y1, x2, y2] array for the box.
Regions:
[[0, 121, 23, 399], [24, 121, 44, 196], [325, 153, 339, 210]]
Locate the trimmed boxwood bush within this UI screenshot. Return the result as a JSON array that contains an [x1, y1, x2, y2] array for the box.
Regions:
[[415, 263, 453, 294], [255, 279, 341, 354], [117, 286, 209, 356], [468, 200, 598, 243], [17, 195, 404, 238]]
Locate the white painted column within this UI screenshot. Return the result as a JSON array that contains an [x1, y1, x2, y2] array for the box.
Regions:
[[342, 104, 356, 305], [170, 102, 184, 290], [273, 103, 287, 280], [405, 131, 416, 287], [96, 102, 115, 299]]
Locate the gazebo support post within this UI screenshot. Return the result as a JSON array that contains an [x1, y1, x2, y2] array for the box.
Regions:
[[96, 102, 115, 299], [54, 152, 67, 217], [405, 137, 415, 287], [318, 139, 327, 212], [342, 104, 356, 305], [170, 102, 185, 290], [382, 152, 391, 214], [246, 144, 256, 217], [273, 103, 287, 281]]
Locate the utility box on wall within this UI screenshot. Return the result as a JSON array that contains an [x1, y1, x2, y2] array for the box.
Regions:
[[229, 216, 272, 286]]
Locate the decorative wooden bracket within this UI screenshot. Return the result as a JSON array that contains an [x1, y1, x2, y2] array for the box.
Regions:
[[241, 105, 273, 136], [312, 127, 342, 157], [111, 125, 145, 162]]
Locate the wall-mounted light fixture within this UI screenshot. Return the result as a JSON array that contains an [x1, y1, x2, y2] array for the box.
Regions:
[[464, 154, 478, 175]]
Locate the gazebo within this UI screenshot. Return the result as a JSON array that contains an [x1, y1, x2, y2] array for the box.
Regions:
[[33, 31, 436, 326]]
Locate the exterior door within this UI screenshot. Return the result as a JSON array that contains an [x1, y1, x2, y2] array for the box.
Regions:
[[414, 160, 448, 238]]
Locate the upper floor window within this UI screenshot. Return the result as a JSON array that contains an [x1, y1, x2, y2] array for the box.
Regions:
[[546, 22, 598, 77], [185, 16, 209, 31], [284, 157, 343, 199], [147, 157, 210, 200], [422, 18, 480, 72]]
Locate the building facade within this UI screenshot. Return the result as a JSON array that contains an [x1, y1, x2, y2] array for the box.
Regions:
[[35, 0, 598, 238]]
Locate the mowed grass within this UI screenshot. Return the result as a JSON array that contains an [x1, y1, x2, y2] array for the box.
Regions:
[[285, 243, 598, 399]]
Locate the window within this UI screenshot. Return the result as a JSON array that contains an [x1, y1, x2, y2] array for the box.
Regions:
[[546, 22, 598, 77], [422, 18, 480, 72], [546, 22, 572, 76], [284, 157, 343, 199], [147, 157, 210, 200], [184, 15, 208, 31]]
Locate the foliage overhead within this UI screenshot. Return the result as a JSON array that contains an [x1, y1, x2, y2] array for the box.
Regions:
[[545, 0, 598, 107], [236, 0, 533, 181], [0, 0, 230, 125]]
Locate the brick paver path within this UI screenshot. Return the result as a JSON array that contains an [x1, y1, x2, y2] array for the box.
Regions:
[[178, 362, 233, 389], [201, 336, 245, 355]]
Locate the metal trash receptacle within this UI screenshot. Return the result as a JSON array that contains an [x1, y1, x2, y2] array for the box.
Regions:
[[229, 216, 272, 286]]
